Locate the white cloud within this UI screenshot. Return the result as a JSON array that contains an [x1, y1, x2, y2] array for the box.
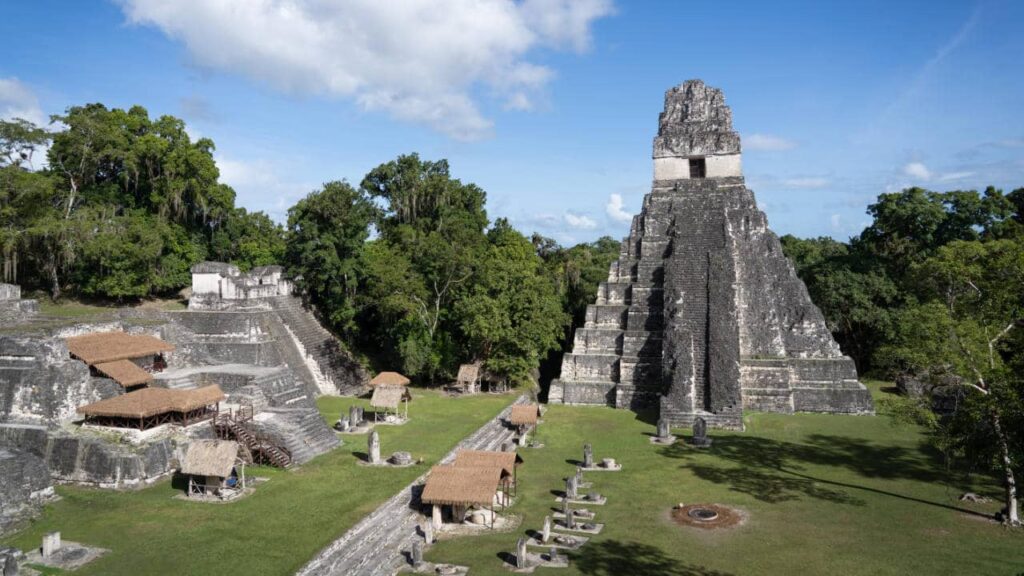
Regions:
[[564, 212, 597, 230], [215, 154, 313, 221], [744, 133, 796, 152], [937, 170, 974, 182], [0, 77, 47, 126], [830, 213, 841, 230], [782, 177, 829, 189], [118, 0, 613, 140], [605, 193, 632, 223], [902, 161, 932, 180]]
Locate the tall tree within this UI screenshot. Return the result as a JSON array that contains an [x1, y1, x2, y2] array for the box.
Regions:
[[285, 181, 375, 334], [906, 239, 1024, 525], [456, 220, 567, 382]]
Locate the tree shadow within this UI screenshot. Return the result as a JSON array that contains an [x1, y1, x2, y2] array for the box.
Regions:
[[658, 433, 992, 517], [574, 540, 735, 576], [686, 465, 865, 505]]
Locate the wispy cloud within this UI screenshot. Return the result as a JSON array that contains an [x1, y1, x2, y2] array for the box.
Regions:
[[902, 161, 932, 180], [118, 0, 614, 140], [0, 77, 47, 126], [782, 177, 829, 189], [215, 154, 314, 221], [901, 161, 975, 184], [744, 133, 796, 152], [564, 212, 597, 230], [605, 193, 633, 223]]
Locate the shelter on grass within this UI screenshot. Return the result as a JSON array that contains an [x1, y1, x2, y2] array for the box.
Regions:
[[421, 465, 510, 529], [77, 385, 225, 430], [453, 449, 522, 494], [508, 404, 542, 434], [370, 385, 411, 420], [65, 331, 174, 389], [454, 363, 482, 394], [370, 371, 411, 387], [180, 440, 245, 498]]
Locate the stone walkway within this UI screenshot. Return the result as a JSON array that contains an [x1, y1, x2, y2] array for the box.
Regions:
[[296, 395, 529, 576]]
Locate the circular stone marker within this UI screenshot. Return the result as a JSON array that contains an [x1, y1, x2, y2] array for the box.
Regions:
[[670, 503, 744, 530], [687, 507, 719, 521]]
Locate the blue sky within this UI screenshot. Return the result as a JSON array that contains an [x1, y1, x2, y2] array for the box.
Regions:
[[2, 0, 1022, 244]]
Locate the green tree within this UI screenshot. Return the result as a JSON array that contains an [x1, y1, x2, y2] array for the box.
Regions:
[[456, 220, 567, 382], [210, 208, 286, 270], [905, 239, 1024, 525], [357, 154, 489, 381], [285, 181, 375, 334]]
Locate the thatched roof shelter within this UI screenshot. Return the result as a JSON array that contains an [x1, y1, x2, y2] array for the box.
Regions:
[[421, 465, 504, 507], [66, 331, 175, 365], [181, 440, 239, 478], [456, 363, 481, 389], [453, 450, 522, 476], [370, 371, 410, 387], [78, 385, 225, 419], [93, 359, 153, 387], [370, 385, 412, 409], [509, 404, 542, 426]]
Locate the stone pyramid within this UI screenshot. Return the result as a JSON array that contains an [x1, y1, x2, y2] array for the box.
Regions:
[[549, 80, 874, 429]]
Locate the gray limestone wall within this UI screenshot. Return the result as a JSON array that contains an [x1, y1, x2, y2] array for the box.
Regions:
[[0, 447, 53, 536], [0, 424, 185, 489], [0, 336, 102, 424]]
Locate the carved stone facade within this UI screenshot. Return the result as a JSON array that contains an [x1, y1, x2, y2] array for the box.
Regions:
[[550, 80, 874, 428]]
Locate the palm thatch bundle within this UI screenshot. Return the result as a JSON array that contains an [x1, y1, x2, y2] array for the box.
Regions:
[[65, 331, 175, 365], [181, 440, 239, 478], [77, 385, 225, 419], [421, 465, 503, 506]]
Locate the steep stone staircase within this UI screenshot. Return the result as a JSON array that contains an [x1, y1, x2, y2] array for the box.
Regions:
[[551, 197, 668, 409], [213, 414, 292, 468], [253, 408, 340, 465], [270, 296, 367, 396]]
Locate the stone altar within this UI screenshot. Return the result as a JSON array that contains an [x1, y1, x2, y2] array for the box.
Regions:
[[549, 80, 874, 428]]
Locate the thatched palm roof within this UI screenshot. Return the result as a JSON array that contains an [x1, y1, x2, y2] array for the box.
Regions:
[[181, 440, 239, 478], [93, 360, 153, 387], [509, 404, 542, 426], [370, 385, 412, 409], [453, 450, 522, 476], [77, 385, 225, 419], [421, 465, 503, 507], [66, 331, 175, 365], [370, 371, 410, 387], [456, 363, 480, 384]]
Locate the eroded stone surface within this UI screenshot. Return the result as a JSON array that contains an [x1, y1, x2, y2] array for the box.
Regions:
[[551, 80, 873, 428]]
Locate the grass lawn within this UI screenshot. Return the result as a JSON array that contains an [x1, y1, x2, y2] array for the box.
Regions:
[[1, 389, 514, 575], [426, 382, 1024, 576]]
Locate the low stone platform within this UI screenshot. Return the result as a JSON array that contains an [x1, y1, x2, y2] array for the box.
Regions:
[[25, 541, 108, 571], [553, 519, 603, 535], [399, 562, 469, 575], [556, 495, 606, 506], [527, 533, 588, 550]]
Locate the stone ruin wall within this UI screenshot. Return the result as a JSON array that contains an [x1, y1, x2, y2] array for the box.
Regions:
[[0, 283, 39, 325], [0, 447, 53, 536]]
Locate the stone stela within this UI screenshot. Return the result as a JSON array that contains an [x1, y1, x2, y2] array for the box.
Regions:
[[549, 79, 875, 429], [368, 430, 381, 464]]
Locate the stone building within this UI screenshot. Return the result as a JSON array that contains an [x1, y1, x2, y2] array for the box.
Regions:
[[550, 80, 873, 428], [0, 283, 38, 325], [189, 262, 293, 310]]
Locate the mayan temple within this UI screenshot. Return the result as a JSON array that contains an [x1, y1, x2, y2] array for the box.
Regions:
[[549, 80, 874, 428]]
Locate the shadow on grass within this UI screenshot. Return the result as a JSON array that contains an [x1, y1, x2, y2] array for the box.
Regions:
[[659, 434, 992, 517], [574, 540, 735, 576]]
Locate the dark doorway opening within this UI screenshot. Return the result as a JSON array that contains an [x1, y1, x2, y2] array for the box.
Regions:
[[689, 158, 706, 178]]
